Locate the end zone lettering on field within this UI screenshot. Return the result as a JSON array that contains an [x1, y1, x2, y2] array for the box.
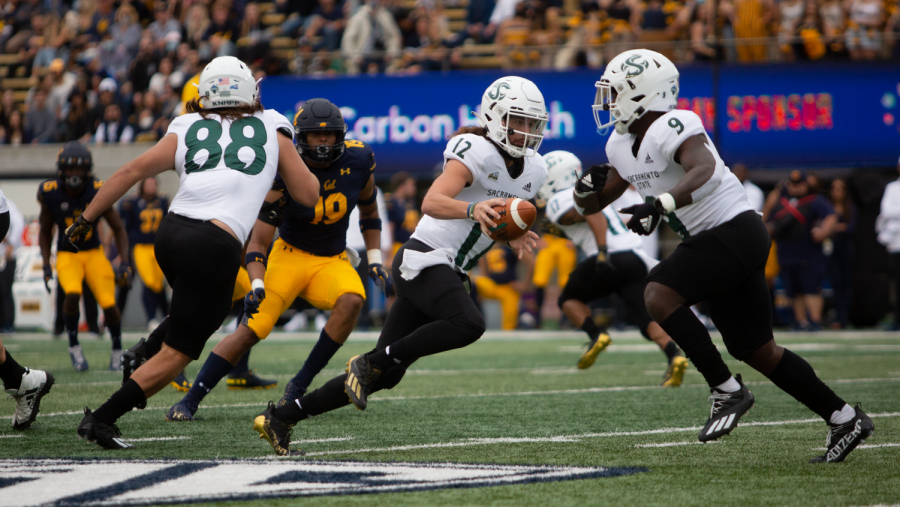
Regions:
[[0, 459, 645, 506]]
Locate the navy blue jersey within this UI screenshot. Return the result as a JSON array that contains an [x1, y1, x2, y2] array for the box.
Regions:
[[485, 247, 518, 285], [386, 195, 419, 244], [119, 195, 169, 245], [275, 140, 375, 256], [37, 178, 104, 251]]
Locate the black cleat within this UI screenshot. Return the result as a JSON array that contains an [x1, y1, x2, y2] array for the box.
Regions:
[[122, 338, 149, 385], [165, 402, 196, 422], [698, 374, 754, 442], [77, 407, 134, 450], [252, 402, 305, 456], [344, 354, 380, 411], [170, 371, 192, 392], [810, 404, 874, 463], [227, 370, 277, 390], [277, 379, 306, 408]]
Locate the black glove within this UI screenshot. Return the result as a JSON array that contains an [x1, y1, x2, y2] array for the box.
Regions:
[[574, 164, 611, 196], [43, 264, 53, 294], [64, 215, 92, 249], [115, 263, 133, 288], [593, 245, 616, 279], [368, 263, 393, 295], [619, 200, 665, 236], [243, 287, 266, 317]]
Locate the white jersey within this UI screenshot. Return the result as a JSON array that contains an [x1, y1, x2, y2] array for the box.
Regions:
[[546, 186, 644, 257], [166, 109, 293, 243], [412, 134, 547, 272], [605, 110, 753, 238]]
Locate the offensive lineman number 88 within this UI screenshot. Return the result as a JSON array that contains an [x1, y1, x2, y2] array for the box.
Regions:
[[184, 118, 268, 175]]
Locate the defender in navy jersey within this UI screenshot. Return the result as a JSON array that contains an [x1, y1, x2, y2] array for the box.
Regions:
[[166, 98, 390, 423]]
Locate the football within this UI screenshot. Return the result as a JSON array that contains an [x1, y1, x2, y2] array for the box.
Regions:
[[486, 198, 537, 242]]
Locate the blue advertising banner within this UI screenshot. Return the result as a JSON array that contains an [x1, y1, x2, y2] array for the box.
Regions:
[[260, 62, 900, 176]]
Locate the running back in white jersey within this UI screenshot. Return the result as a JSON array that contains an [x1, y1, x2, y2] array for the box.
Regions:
[[546, 186, 644, 257], [167, 109, 293, 243], [605, 110, 752, 238], [412, 133, 548, 272]]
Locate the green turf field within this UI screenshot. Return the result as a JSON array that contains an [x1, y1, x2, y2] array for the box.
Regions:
[[1, 330, 899, 506]]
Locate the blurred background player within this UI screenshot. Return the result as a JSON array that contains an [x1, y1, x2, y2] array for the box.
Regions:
[[876, 157, 900, 331], [475, 244, 524, 330], [543, 150, 687, 386], [39, 142, 131, 372], [118, 177, 169, 331], [386, 171, 421, 260], [1, 188, 55, 430], [0, 188, 24, 333], [166, 97, 388, 421]]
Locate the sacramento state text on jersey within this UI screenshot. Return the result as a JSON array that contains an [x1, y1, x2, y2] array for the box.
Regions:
[[273, 139, 376, 256]]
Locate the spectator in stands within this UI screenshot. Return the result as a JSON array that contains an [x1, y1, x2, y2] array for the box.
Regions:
[[94, 102, 133, 144], [845, 0, 884, 60], [820, 0, 846, 55], [149, 3, 181, 51], [733, 0, 773, 61], [149, 57, 174, 97], [888, 7, 900, 59], [3, 0, 40, 53], [204, 2, 240, 57], [792, 0, 829, 60], [24, 89, 56, 143], [60, 88, 93, 142], [103, 4, 141, 79], [0, 89, 14, 134], [341, 0, 402, 74], [767, 170, 837, 331], [496, 1, 532, 67], [400, 13, 449, 71], [876, 158, 900, 330], [3, 109, 24, 145], [90, 77, 117, 131], [129, 35, 160, 94], [88, 0, 116, 42], [484, 0, 522, 40], [827, 178, 855, 329], [303, 0, 347, 51], [276, 0, 321, 37], [445, 0, 495, 45], [47, 58, 76, 119], [690, 1, 717, 60], [778, 0, 804, 57], [238, 2, 272, 62], [183, 4, 211, 49], [733, 163, 764, 211]]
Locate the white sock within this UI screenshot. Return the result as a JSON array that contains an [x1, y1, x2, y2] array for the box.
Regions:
[[829, 404, 855, 425], [714, 376, 741, 393]]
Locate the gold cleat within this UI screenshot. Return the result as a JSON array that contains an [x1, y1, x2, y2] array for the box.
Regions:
[[227, 370, 278, 390], [252, 402, 305, 457], [344, 354, 380, 410], [577, 333, 611, 370], [170, 371, 192, 392], [662, 356, 689, 387]]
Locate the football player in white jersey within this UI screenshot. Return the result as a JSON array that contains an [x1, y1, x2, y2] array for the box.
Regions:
[[64, 56, 319, 449], [252, 76, 548, 456], [541, 151, 687, 386], [574, 49, 871, 462], [0, 190, 55, 430]]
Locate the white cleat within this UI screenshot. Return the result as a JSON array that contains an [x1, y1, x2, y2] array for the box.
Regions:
[[6, 369, 55, 430]]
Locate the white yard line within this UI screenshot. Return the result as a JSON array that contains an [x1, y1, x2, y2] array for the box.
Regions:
[[291, 437, 354, 444], [634, 441, 719, 448], [0, 434, 23, 438], [128, 436, 192, 442], [302, 412, 900, 457]]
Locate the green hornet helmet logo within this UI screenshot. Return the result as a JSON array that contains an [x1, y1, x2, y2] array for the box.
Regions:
[[488, 82, 511, 101], [621, 55, 650, 78]]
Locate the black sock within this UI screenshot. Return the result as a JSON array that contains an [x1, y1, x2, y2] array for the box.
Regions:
[[180, 352, 233, 411], [659, 306, 731, 388], [107, 319, 122, 350], [157, 291, 169, 316], [142, 286, 158, 322], [580, 317, 604, 341], [64, 311, 80, 347], [289, 329, 341, 391], [0, 351, 27, 391], [367, 346, 403, 372], [663, 341, 682, 363], [145, 318, 168, 357], [229, 350, 251, 376], [93, 379, 146, 425], [766, 348, 846, 421], [275, 374, 350, 424]]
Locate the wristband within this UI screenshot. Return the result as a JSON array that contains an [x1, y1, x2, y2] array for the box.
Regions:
[[467, 201, 477, 220], [574, 190, 591, 199], [358, 191, 377, 206], [574, 203, 587, 216], [245, 251, 267, 266], [251, 279, 265, 291], [657, 193, 676, 214], [367, 249, 383, 265]]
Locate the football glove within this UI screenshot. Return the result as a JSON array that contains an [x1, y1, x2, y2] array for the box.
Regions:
[[64, 215, 92, 248], [115, 263, 133, 288], [619, 200, 665, 236], [243, 287, 266, 317], [43, 264, 53, 294], [574, 164, 611, 197], [593, 245, 616, 279], [368, 263, 393, 295]]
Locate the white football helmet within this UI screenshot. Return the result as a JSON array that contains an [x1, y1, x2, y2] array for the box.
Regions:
[[478, 76, 549, 158], [593, 49, 679, 135], [197, 56, 259, 109], [537, 150, 582, 206]]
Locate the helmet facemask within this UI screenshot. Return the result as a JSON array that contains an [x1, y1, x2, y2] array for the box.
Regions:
[[60, 165, 90, 190], [486, 107, 547, 159], [296, 128, 346, 165]]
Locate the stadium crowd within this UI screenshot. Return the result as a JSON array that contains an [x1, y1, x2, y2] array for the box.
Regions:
[[0, 0, 900, 144]]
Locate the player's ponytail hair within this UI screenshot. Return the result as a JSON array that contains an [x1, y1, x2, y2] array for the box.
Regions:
[[450, 126, 490, 139], [184, 97, 265, 122]]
